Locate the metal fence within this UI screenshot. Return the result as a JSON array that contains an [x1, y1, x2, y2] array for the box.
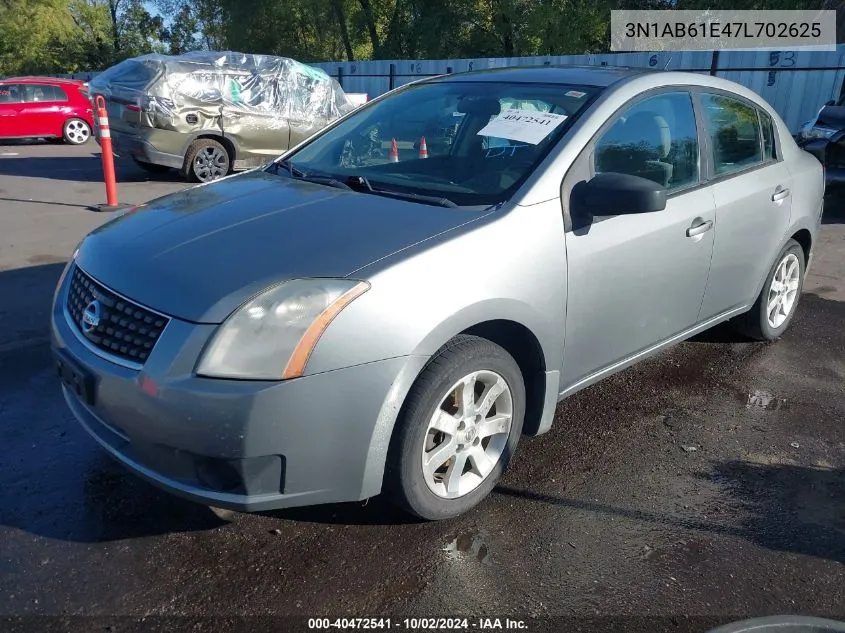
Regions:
[[309, 47, 845, 133], [49, 46, 845, 133]]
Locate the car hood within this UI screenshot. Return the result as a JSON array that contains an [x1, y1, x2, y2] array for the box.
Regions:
[[77, 170, 489, 323]]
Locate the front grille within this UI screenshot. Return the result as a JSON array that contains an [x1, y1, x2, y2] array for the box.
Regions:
[[66, 265, 169, 365]]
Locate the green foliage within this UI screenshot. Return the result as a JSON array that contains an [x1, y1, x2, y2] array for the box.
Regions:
[[0, 0, 165, 75], [6, 0, 841, 76]]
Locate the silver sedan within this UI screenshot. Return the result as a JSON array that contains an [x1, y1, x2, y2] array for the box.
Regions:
[[51, 66, 824, 520]]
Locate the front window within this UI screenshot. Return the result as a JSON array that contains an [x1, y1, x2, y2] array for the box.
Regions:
[[275, 81, 600, 206], [0, 84, 22, 104], [594, 91, 700, 192]]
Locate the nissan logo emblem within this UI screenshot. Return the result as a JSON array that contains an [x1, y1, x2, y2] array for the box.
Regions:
[[81, 299, 101, 334]]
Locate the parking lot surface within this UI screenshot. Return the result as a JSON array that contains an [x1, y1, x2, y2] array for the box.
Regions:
[[1, 142, 844, 630]]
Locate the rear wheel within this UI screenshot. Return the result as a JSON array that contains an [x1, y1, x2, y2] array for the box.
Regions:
[[735, 239, 805, 340], [182, 138, 230, 183], [63, 118, 91, 145], [385, 335, 525, 520]]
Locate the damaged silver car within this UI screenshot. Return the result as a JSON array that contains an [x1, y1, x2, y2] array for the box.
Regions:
[[89, 51, 353, 182]]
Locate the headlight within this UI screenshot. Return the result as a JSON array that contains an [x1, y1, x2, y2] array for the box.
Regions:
[[197, 279, 369, 380], [803, 125, 838, 140]]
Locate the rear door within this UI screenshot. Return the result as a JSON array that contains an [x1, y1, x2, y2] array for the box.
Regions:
[[560, 90, 717, 388], [696, 92, 793, 320], [29, 84, 70, 136], [19, 83, 62, 135]]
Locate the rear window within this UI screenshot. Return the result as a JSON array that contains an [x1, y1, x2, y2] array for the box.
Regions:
[[92, 60, 159, 92], [22, 84, 68, 102]]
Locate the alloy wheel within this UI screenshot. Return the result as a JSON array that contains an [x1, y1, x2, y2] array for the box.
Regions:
[[767, 252, 801, 329], [65, 120, 90, 144], [193, 147, 228, 182], [421, 370, 513, 499]]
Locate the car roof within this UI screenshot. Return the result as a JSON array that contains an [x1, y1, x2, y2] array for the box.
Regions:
[[427, 65, 654, 88], [0, 76, 86, 85]]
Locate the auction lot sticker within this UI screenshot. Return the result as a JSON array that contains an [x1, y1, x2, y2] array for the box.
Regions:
[[478, 109, 568, 145]]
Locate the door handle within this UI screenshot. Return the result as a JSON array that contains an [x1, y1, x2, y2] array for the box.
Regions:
[[772, 187, 791, 202], [686, 219, 714, 237]]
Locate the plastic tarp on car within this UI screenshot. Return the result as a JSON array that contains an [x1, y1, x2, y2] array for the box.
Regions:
[[88, 51, 353, 137]]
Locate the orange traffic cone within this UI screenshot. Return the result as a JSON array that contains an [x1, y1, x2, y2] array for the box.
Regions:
[[389, 138, 399, 163], [418, 136, 428, 159]]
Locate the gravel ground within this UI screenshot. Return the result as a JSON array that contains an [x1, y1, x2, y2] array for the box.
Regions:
[[1, 141, 843, 633]]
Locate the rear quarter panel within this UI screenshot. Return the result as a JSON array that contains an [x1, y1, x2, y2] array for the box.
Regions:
[[784, 142, 825, 237]]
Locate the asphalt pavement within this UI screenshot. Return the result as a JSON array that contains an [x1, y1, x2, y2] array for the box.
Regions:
[[1, 141, 843, 633]]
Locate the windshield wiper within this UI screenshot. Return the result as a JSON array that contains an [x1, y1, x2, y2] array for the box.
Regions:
[[345, 175, 458, 208], [299, 175, 352, 191], [270, 160, 352, 191], [272, 158, 306, 178]]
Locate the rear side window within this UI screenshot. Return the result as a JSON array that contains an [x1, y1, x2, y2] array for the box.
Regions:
[[23, 84, 68, 102], [594, 91, 700, 192], [701, 93, 762, 175], [0, 84, 22, 103], [760, 109, 775, 161]]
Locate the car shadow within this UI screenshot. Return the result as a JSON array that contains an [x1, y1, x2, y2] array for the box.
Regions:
[[823, 194, 845, 224], [496, 460, 845, 564], [688, 320, 753, 344], [0, 154, 184, 183], [0, 263, 228, 542], [0, 138, 55, 147], [260, 497, 424, 526]]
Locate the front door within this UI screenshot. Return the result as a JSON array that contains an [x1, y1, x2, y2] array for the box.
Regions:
[[560, 90, 717, 389], [0, 84, 28, 137]]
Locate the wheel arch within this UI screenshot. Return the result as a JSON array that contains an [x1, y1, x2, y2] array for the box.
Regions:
[[195, 133, 237, 163], [362, 307, 561, 499], [752, 221, 817, 301], [790, 228, 812, 265]]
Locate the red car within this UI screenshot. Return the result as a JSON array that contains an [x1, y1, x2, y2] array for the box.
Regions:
[[0, 77, 94, 145]]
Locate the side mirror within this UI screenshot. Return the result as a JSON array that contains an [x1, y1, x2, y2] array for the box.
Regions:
[[571, 172, 668, 217]]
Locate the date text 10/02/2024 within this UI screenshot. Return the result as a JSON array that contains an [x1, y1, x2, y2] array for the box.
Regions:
[[307, 618, 529, 630]]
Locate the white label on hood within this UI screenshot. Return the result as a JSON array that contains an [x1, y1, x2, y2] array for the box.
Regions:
[[477, 108, 568, 145]]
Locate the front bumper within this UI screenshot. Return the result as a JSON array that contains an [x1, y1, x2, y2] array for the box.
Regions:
[[51, 270, 425, 511]]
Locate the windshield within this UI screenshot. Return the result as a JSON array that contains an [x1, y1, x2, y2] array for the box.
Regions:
[[273, 80, 600, 206]]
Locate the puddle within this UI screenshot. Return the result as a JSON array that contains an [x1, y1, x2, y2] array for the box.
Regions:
[[443, 529, 491, 564], [745, 389, 788, 410]]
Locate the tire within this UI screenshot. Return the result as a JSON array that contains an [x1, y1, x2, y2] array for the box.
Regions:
[[385, 335, 525, 520], [133, 158, 171, 174], [735, 239, 805, 341], [63, 118, 91, 145], [182, 138, 230, 183]]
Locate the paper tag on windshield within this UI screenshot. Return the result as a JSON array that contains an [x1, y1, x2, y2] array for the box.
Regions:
[[477, 109, 567, 145]]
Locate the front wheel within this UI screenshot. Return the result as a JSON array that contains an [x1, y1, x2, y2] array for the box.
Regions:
[[735, 239, 805, 340], [385, 335, 525, 520], [63, 118, 91, 145]]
